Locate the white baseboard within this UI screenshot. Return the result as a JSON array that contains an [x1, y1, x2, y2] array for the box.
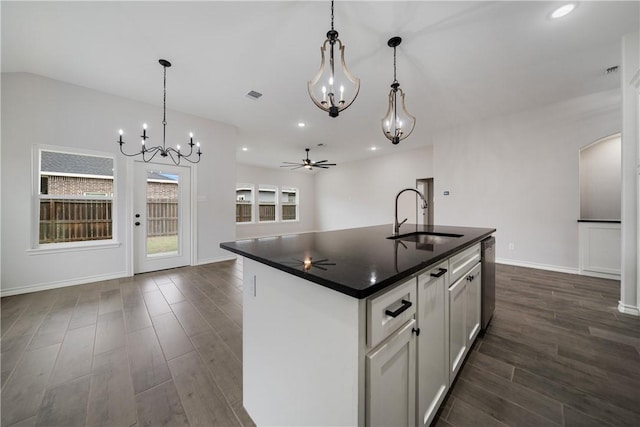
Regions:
[[496, 258, 579, 275], [196, 255, 237, 266], [618, 301, 640, 316], [1, 271, 130, 297], [579, 269, 621, 280]]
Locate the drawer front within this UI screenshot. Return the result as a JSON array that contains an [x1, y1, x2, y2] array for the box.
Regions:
[[367, 278, 417, 349], [449, 243, 481, 284]]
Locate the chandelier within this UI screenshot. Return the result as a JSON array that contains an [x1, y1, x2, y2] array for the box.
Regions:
[[381, 37, 415, 145], [307, 1, 360, 117], [117, 59, 202, 165]]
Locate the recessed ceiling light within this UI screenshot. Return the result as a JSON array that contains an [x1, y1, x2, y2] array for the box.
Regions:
[[551, 3, 575, 19], [371, 146, 378, 151], [298, 122, 306, 128], [242, 147, 248, 151]]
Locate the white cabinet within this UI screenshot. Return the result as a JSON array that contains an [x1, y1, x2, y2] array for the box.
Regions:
[[448, 273, 467, 380], [366, 319, 416, 427], [448, 248, 482, 382], [416, 261, 449, 427], [465, 263, 482, 346]]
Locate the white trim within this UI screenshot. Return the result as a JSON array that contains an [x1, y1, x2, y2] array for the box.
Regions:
[[496, 258, 579, 275], [0, 271, 130, 297], [42, 172, 114, 180], [190, 162, 198, 267], [27, 241, 121, 255], [618, 301, 640, 316], [196, 255, 237, 265]]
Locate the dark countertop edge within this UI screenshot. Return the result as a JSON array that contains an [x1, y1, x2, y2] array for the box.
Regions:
[[220, 229, 495, 299], [577, 219, 621, 223]]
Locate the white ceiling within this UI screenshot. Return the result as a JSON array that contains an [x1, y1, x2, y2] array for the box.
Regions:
[[2, 1, 638, 169]]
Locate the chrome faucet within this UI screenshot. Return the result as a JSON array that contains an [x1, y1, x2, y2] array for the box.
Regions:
[[394, 188, 428, 235]]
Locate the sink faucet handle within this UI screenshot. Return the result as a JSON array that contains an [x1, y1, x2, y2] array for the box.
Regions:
[[399, 218, 408, 227]]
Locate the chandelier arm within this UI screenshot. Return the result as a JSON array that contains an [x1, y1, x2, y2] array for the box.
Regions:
[[166, 149, 181, 166], [177, 153, 202, 164], [118, 141, 145, 157]]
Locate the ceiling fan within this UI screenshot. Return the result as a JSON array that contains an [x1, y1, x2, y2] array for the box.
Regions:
[[281, 148, 336, 170]]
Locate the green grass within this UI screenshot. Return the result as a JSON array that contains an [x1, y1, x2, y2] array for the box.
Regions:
[[147, 235, 178, 255]]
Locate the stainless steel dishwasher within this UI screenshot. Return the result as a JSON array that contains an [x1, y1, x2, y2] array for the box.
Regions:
[[481, 236, 495, 331]]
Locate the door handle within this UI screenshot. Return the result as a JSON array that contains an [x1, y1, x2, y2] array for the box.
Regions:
[[430, 268, 447, 278], [135, 221, 141, 226], [385, 299, 412, 318]]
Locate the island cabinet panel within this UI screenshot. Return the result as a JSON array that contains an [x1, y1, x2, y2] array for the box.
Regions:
[[448, 244, 482, 383], [366, 319, 416, 427], [465, 263, 482, 345], [416, 261, 449, 427], [448, 274, 467, 380], [242, 259, 366, 427]]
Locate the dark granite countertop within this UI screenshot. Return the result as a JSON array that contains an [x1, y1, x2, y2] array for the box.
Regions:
[[220, 224, 495, 299]]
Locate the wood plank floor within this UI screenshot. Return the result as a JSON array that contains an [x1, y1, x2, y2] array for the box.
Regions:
[[435, 264, 640, 427], [1, 261, 639, 426]]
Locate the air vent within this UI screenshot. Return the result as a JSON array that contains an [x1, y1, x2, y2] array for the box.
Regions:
[[246, 90, 263, 100], [604, 66, 619, 75]]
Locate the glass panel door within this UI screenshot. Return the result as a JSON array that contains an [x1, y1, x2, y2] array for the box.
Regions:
[[134, 162, 191, 274]]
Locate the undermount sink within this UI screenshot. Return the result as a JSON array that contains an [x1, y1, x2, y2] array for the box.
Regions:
[[387, 231, 464, 245]]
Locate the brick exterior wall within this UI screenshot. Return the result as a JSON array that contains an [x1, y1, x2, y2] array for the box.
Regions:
[[147, 181, 178, 200], [44, 175, 177, 200], [45, 176, 113, 196]]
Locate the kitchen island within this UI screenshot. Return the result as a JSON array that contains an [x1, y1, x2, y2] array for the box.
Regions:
[[221, 224, 495, 427]]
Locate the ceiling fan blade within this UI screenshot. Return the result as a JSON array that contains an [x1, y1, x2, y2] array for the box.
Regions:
[[282, 161, 302, 165], [316, 165, 330, 169], [314, 160, 329, 164]]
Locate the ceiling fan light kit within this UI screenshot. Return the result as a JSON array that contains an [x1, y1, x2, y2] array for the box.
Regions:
[[307, 0, 360, 118], [117, 59, 202, 165], [281, 148, 337, 171]]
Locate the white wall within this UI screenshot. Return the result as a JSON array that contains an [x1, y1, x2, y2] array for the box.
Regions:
[[579, 134, 621, 220], [236, 164, 316, 239], [315, 91, 620, 272], [315, 145, 434, 232], [432, 90, 620, 271], [1, 73, 237, 295]]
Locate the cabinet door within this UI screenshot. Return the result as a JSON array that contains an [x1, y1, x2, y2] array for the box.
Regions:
[[416, 263, 449, 427], [448, 276, 467, 382], [465, 263, 482, 346], [366, 319, 416, 427]]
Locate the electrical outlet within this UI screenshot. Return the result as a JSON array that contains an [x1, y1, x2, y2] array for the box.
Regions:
[[508, 243, 515, 250]]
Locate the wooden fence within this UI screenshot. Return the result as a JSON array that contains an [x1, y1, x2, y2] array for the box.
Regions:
[[39, 199, 112, 243], [235, 203, 297, 222], [147, 199, 178, 237], [39, 198, 178, 244], [236, 202, 252, 223]]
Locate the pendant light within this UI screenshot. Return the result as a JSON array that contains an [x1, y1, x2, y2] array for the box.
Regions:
[[307, 1, 360, 117], [381, 37, 415, 145], [117, 59, 202, 165]]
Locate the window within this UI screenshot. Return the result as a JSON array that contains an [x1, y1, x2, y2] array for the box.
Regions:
[[281, 187, 298, 221], [37, 148, 114, 245], [258, 185, 277, 222], [236, 184, 254, 223]]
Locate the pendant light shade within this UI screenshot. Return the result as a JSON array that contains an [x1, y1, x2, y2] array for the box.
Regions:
[[381, 37, 415, 145], [308, 1, 360, 117]]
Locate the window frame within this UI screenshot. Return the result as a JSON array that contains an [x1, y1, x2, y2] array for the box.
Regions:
[[236, 183, 255, 224], [280, 186, 299, 222], [31, 145, 119, 251], [257, 184, 278, 223]]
